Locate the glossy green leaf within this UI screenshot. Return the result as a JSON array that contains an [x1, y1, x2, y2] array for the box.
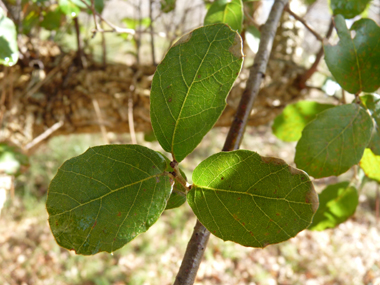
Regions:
[[360, 148, 380, 182], [330, 0, 371, 19], [360, 94, 380, 155], [324, 16, 380, 94], [272, 101, 335, 142], [295, 104, 373, 178], [188, 150, 318, 248], [160, 0, 176, 13], [204, 0, 243, 32], [150, 24, 243, 162], [47, 145, 172, 255], [160, 153, 187, 210], [0, 8, 18, 66], [308, 182, 358, 231]]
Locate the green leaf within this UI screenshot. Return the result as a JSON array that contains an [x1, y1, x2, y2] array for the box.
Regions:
[[46, 145, 172, 255], [295, 104, 373, 178], [150, 23, 243, 162], [324, 16, 380, 94], [272, 101, 335, 142], [58, 0, 84, 17], [160, 0, 176, 13], [188, 150, 318, 248], [308, 182, 358, 231], [330, 0, 371, 19], [40, 9, 64, 31], [360, 148, 380, 182], [0, 143, 29, 176], [0, 8, 18, 66], [21, 10, 39, 35], [204, 0, 243, 32], [144, 130, 157, 142], [360, 94, 380, 155], [159, 153, 187, 210], [122, 17, 151, 30]]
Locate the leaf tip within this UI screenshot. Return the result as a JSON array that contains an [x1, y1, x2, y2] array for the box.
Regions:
[[172, 32, 193, 47], [228, 32, 244, 59]]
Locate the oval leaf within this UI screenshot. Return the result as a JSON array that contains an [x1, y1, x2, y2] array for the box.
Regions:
[[308, 182, 358, 231], [360, 148, 380, 182], [272, 101, 335, 142], [295, 104, 373, 178], [188, 150, 318, 248], [0, 8, 18, 66], [204, 0, 243, 32], [46, 145, 172, 255], [330, 0, 371, 19], [150, 23, 243, 162], [324, 16, 380, 94]]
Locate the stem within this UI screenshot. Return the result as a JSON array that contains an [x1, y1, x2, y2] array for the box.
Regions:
[[284, 4, 323, 42], [149, 0, 156, 66], [173, 1, 289, 284], [297, 18, 334, 89]]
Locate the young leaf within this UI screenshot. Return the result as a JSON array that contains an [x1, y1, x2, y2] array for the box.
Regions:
[[150, 23, 243, 162], [324, 16, 380, 94], [360, 148, 380, 182], [330, 0, 371, 19], [295, 104, 373, 178], [0, 8, 18, 66], [46, 145, 172, 255], [360, 94, 380, 155], [308, 182, 358, 231], [204, 0, 243, 32], [272, 101, 334, 142], [188, 150, 318, 248]]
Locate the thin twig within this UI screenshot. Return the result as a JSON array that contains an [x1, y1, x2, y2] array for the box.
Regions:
[[149, 0, 156, 65], [173, 1, 289, 284], [79, 0, 135, 35], [128, 95, 137, 144], [25, 120, 64, 150], [297, 18, 334, 89], [92, 99, 109, 144], [284, 3, 323, 42], [73, 17, 86, 68]]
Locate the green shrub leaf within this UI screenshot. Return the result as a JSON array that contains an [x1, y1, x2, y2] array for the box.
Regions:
[[295, 104, 373, 178], [360, 148, 380, 182], [324, 16, 380, 94], [272, 101, 335, 142], [160, 0, 176, 13], [308, 182, 358, 231], [150, 23, 243, 162], [0, 8, 18, 66], [330, 0, 371, 19], [188, 150, 318, 248], [46, 145, 172, 255], [204, 0, 243, 32]]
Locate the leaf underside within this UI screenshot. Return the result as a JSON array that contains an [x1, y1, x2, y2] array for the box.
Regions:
[[47, 145, 172, 255], [188, 150, 318, 248], [150, 23, 243, 162], [295, 104, 373, 178]]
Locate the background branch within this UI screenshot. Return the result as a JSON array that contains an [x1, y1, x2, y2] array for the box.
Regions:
[[173, 1, 289, 284]]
